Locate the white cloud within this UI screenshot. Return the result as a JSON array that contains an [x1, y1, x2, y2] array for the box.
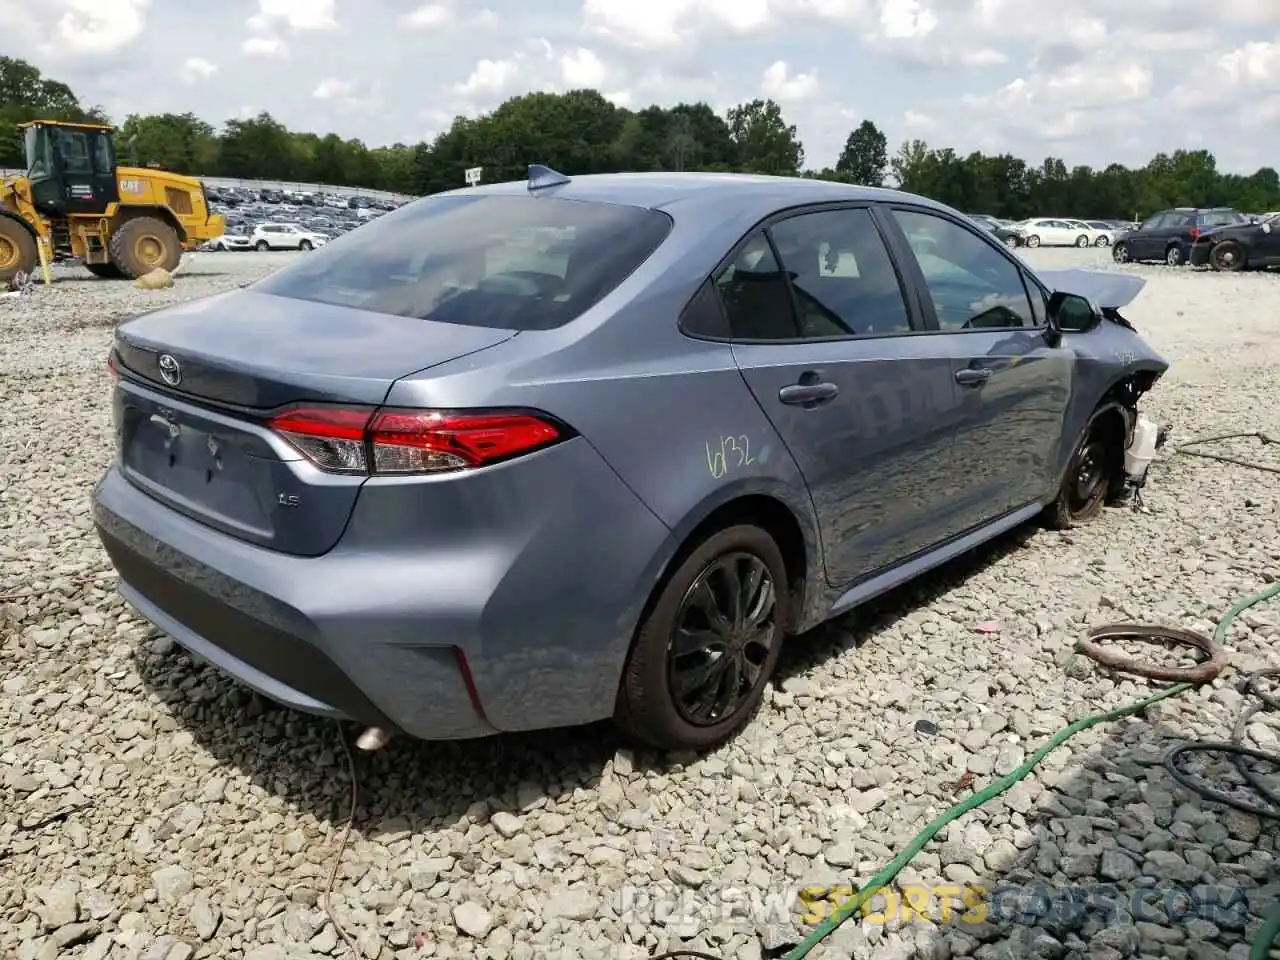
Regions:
[[402, 4, 452, 29], [179, 57, 217, 84], [560, 48, 608, 88], [902, 109, 934, 133], [877, 0, 936, 39], [48, 0, 151, 55], [313, 77, 354, 100], [760, 61, 818, 101], [471, 8, 499, 28], [454, 57, 523, 97], [582, 0, 777, 50], [241, 35, 287, 57], [248, 0, 336, 32]]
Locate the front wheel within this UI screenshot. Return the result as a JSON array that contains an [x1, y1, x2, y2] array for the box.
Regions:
[[615, 525, 789, 751], [1165, 245, 1185, 266], [1094, 235, 1110, 246], [1210, 240, 1247, 272], [1026, 235, 1041, 248], [255, 240, 270, 252], [1112, 243, 1130, 263], [299, 240, 313, 251], [1044, 419, 1124, 530], [1075, 235, 1090, 247], [1004, 236, 1019, 249]]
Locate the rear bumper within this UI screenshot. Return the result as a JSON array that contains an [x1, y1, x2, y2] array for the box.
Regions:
[[92, 438, 674, 739], [1189, 241, 1212, 266]]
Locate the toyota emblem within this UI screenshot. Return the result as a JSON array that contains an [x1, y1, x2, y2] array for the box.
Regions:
[[158, 353, 182, 386]]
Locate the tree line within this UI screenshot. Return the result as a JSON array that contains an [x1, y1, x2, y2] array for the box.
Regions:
[[4, 55, 1278, 216]]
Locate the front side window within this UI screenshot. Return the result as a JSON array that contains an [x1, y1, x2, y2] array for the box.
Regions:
[[53, 129, 92, 175], [891, 209, 1033, 331], [254, 195, 672, 331], [768, 208, 913, 338]]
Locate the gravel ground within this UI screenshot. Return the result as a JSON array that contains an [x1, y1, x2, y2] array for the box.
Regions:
[[2, 248, 1278, 960]]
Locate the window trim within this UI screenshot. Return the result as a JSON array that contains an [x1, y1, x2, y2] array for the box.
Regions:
[[877, 203, 1049, 335], [678, 200, 933, 345]]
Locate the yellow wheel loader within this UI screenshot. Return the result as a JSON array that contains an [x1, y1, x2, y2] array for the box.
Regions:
[[0, 120, 225, 282]]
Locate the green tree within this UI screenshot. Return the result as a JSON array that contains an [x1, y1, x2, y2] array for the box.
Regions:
[[726, 99, 803, 175], [0, 56, 108, 167], [835, 120, 887, 186], [117, 112, 218, 172]]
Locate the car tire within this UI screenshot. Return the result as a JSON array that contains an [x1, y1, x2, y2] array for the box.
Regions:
[[255, 240, 270, 252], [1165, 244, 1185, 266], [1044, 416, 1125, 530], [1075, 235, 1090, 247], [1209, 240, 1247, 272], [299, 240, 313, 251], [1112, 243, 1130, 263], [108, 216, 181, 279], [1004, 236, 1019, 249], [1094, 236, 1110, 247], [1026, 235, 1041, 248], [615, 524, 789, 752]]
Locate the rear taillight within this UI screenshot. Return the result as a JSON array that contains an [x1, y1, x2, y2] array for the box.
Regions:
[[107, 351, 118, 377], [267, 407, 566, 475], [1189, 226, 1200, 239]]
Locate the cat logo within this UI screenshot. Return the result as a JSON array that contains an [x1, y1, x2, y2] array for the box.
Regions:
[[120, 179, 143, 193]]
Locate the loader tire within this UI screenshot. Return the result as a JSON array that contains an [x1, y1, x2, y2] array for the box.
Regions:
[[86, 263, 124, 279], [109, 216, 181, 280], [0, 216, 38, 284]]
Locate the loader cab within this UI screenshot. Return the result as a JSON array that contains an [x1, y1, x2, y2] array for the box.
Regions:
[[21, 121, 121, 218]]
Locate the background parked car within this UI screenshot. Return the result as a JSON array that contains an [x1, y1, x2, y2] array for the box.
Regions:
[[1189, 212, 1280, 271], [1112, 207, 1249, 266], [205, 230, 252, 252], [1013, 218, 1096, 248], [249, 223, 329, 251]]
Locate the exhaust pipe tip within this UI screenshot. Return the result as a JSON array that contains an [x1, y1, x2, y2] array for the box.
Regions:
[[355, 726, 391, 752]]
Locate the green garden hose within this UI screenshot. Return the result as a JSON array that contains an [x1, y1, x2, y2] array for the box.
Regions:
[[775, 580, 1280, 960]]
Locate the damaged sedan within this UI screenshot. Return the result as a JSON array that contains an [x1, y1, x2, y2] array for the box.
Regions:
[[93, 169, 1168, 754]]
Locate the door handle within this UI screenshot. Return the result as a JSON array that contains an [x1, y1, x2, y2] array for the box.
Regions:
[[779, 382, 839, 406], [955, 367, 992, 386]]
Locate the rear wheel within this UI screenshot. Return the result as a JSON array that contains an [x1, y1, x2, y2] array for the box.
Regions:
[[0, 216, 38, 284], [255, 240, 270, 252], [1165, 244, 1185, 266], [1209, 240, 1247, 272], [1112, 242, 1130, 263], [85, 262, 123, 279], [1075, 234, 1090, 247], [615, 525, 788, 751], [1094, 235, 1110, 246], [1004, 236, 1019, 249], [109, 216, 181, 279], [299, 239, 313, 251], [1044, 417, 1124, 530]]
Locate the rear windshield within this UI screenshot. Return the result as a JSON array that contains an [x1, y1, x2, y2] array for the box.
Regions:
[[252, 194, 673, 330]]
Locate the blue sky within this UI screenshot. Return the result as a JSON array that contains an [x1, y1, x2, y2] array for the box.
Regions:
[[7, 0, 1279, 174]]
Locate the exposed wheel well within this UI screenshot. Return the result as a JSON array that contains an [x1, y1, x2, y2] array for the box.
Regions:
[[114, 206, 187, 243], [646, 496, 809, 635], [0, 210, 38, 242]]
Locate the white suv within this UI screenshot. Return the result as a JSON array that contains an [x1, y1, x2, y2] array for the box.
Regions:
[[250, 223, 328, 252]]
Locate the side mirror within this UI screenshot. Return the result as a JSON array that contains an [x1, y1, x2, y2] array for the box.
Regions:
[[1047, 291, 1102, 336]]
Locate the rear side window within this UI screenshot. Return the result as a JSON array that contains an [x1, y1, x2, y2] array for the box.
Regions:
[[1200, 210, 1244, 227], [253, 195, 672, 330]]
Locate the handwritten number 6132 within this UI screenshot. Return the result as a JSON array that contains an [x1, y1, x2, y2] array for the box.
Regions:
[[706, 436, 754, 478]]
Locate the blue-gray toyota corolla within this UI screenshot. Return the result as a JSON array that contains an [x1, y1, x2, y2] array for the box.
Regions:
[[93, 166, 1169, 752]]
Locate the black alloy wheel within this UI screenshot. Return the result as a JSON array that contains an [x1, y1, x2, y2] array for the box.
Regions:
[[668, 552, 777, 726]]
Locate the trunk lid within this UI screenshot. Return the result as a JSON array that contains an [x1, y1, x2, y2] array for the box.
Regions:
[[111, 289, 517, 556]]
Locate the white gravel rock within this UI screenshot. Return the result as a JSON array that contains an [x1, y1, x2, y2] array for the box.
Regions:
[[1, 249, 1279, 960]]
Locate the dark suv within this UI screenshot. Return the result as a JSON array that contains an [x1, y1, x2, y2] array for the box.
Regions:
[[1113, 207, 1249, 266]]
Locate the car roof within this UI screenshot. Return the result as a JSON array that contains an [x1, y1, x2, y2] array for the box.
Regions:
[[429, 171, 959, 221]]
